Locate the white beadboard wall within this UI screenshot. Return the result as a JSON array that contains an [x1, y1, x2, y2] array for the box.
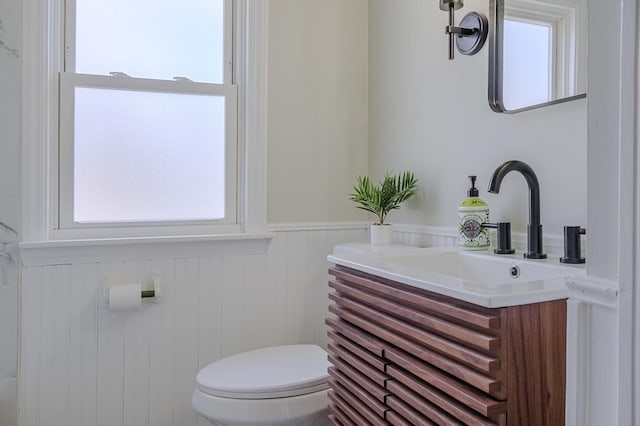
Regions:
[[18, 225, 368, 426]]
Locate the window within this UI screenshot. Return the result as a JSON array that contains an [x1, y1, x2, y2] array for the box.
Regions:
[[58, 0, 239, 233], [22, 1, 267, 241]]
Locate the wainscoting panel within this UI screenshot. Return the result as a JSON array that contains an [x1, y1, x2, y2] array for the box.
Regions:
[[18, 225, 368, 426]]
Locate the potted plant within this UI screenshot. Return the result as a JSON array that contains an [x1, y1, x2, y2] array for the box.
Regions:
[[350, 170, 419, 245]]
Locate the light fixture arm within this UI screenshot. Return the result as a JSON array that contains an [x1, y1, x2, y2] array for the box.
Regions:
[[445, 2, 457, 59], [446, 26, 476, 36], [441, 3, 488, 60]]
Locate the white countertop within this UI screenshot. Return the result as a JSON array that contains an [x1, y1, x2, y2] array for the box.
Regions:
[[327, 243, 586, 308]]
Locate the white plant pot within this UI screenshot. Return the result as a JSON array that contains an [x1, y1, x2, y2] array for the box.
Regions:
[[370, 224, 392, 245]]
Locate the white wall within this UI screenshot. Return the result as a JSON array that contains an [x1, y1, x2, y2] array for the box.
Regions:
[[0, 0, 21, 231], [368, 0, 587, 238], [586, 0, 620, 281], [267, 0, 369, 224], [0, 1, 21, 425]]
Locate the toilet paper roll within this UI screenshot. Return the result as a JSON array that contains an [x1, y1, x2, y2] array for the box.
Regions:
[[108, 283, 142, 312]]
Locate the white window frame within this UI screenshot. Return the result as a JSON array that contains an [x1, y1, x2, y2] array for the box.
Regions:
[[21, 0, 268, 241]]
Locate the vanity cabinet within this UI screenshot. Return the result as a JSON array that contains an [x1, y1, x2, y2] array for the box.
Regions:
[[326, 265, 566, 426]]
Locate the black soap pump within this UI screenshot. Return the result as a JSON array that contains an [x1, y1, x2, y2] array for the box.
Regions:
[[458, 176, 490, 250]]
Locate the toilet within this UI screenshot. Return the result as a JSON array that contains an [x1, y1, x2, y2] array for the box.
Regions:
[[192, 344, 331, 426]]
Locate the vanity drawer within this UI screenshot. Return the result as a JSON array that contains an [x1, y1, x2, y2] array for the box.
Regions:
[[329, 266, 502, 330], [328, 329, 388, 372], [387, 364, 506, 424], [328, 360, 390, 403], [329, 288, 501, 370], [328, 391, 370, 426], [329, 295, 505, 391], [386, 345, 504, 399], [328, 344, 390, 388], [328, 379, 390, 425], [328, 370, 388, 418], [329, 277, 501, 352], [327, 413, 340, 426], [385, 411, 412, 426], [386, 396, 437, 426], [387, 378, 463, 425], [325, 316, 387, 358]]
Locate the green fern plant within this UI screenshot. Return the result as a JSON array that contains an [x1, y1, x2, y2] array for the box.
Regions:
[[350, 171, 419, 225]]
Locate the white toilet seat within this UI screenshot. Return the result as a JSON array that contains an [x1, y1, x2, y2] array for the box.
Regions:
[[192, 345, 330, 425], [195, 345, 330, 399]]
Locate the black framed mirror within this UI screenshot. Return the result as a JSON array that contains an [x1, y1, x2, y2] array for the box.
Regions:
[[488, 0, 587, 113]]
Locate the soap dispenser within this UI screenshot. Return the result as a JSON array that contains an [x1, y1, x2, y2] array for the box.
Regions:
[[458, 176, 490, 250]]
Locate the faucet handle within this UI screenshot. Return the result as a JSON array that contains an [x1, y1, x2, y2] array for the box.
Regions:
[[560, 226, 586, 264], [482, 222, 516, 254]]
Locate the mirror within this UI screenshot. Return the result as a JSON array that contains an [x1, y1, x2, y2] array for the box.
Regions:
[[488, 0, 587, 113]]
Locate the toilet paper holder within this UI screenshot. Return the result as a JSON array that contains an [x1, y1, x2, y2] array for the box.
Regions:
[[141, 289, 160, 299], [104, 277, 163, 307]]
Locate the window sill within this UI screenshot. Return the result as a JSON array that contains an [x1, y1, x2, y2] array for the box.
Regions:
[[19, 232, 276, 266]]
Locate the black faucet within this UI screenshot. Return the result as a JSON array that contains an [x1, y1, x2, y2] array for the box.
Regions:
[[487, 160, 547, 259]]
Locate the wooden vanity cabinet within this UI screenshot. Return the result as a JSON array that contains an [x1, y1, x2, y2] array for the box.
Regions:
[[326, 265, 567, 426]]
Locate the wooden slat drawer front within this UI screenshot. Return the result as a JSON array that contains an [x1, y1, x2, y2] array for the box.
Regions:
[[387, 379, 498, 426], [329, 362, 390, 403], [329, 298, 502, 377], [329, 379, 390, 426], [329, 406, 356, 426], [387, 346, 505, 401], [330, 267, 501, 331], [330, 280, 501, 352], [328, 340, 388, 377], [328, 329, 388, 371], [388, 365, 506, 424], [385, 411, 414, 426], [386, 396, 438, 426], [327, 412, 345, 426], [328, 392, 370, 426], [328, 352, 390, 388], [328, 373, 388, 418], [326, 317, 387, 358], [387, 380, 464, 425]]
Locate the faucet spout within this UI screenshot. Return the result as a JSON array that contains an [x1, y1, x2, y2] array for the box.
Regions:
[[487, 160, 546, 259]]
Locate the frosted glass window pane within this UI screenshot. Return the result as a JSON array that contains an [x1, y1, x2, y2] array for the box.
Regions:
[[73, 88, 226, 223], [75, 0, 224, 83], [503, 19, 551, 110]]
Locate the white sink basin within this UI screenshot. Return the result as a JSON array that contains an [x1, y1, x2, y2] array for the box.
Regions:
[[383, 250, 578, 286], [328, 244, 585, 307]]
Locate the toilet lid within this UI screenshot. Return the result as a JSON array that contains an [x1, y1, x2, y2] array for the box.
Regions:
[[196, 345, 330, 399]]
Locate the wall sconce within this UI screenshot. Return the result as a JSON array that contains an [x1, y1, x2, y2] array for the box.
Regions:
[[439, 0, 488, 60]]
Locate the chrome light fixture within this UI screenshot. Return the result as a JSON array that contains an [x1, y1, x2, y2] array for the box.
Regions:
[[439, 0, 488, 60]]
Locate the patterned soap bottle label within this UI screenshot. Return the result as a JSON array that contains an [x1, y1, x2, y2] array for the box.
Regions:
[[459, 211, 490, 249]]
